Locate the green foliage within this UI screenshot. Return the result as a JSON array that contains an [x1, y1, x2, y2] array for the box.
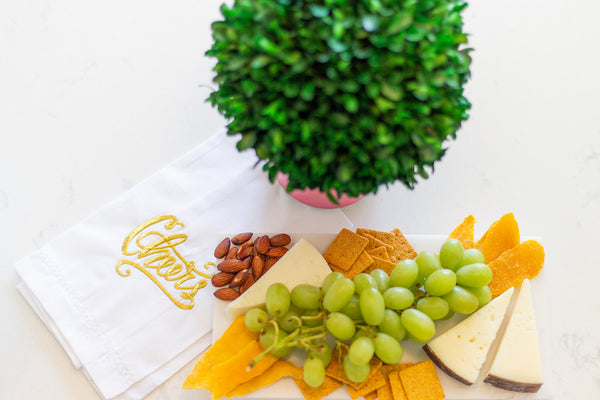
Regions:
[[207, 0, 472, 198]]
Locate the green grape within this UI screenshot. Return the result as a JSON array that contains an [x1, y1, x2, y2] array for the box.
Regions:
[[308, 340, 332, 367], [325, 312, 356, 340], [343, 355, 370, 383], [382, 287, 414, 310], [348, 336, 375, 365], [291, 284, 322, 310], [467, 285, 492, 307], [259, 326, 294, 357], [245, 308, 269, 332], [389, 259, 419, 288], [456, 263, 493, 288], [369, 269, 390, 292], [440, 310, 455, 320], [359, 287, 386, 325], [378, 309, 406, 342], [460, 248, 485, 266], [340, 295, 363, 321], [415, 250, 442, 278], [439, 238, 465, 271], [323, 277, 355, 312], [303, 356, 326, 387], [443, 286, 479, 314], [301, 308, 322, 327], [266, 283, 291, 317], [353, 273, 378, 294], [416, 296, 450, 320], [322, 271, 344, 293], [424, 268, 457, 296], [373, 332, 403, 364], [400, 308, 436, 343], [278, 305, 301, 333]]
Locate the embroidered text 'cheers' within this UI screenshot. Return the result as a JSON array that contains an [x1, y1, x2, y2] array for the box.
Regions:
[[116, 215, 212, 310]]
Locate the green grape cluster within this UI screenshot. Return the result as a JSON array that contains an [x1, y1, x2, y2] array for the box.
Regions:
[[243, 239, 492, 388]]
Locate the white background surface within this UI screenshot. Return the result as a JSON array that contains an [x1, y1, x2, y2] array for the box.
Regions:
[[1, 0, 599, 399]]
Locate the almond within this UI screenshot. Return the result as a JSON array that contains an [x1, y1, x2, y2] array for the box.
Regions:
[[242, 255, 252, 269], [214, 237, 231, 259], [226, 247, 238, 259], [229, 269, 249, 287], [211, 272, 234, 287], [270, 234, 291, 247], [214, 287, 239, 301], [217, 259, 245, 273], [266, 246, 288, 258], [237, 240, 254, 259], [264, 257, 279, 274], [251, 255, 264, 280], [239, 275, 255, 294], [254, 235, 271, 254], [231, 232, 253, 245]]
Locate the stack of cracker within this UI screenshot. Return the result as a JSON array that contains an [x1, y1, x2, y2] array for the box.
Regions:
[[323, 228, 417, 279]]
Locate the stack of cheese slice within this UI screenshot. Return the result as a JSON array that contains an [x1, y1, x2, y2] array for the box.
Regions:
[[484, 279, 543, 392], [423, 287, 514, 386], [225, 238, 332, 318]]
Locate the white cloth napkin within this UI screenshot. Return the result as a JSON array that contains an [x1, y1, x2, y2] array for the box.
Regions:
[[14, 132, 353, 400]]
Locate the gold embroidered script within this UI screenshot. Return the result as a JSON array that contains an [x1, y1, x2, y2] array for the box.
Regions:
[[116, 215, 213, 310]]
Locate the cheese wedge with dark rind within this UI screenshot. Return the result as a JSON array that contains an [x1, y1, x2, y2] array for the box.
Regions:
[[423, 287, 514, 385], [484, 279, 543, 392]]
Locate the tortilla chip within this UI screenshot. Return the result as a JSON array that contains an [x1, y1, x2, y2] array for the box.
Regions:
[[367, 246, 390, 260], [182, 315, 258, 390], [226, 360, 299, 397], [293, 374, 343, 400], [448, 214, 477, 249], [477, 213, 520, 263], [333, 251, 374, 279], [364, 256, 397, 275], [488, 239, 545, 297], [324, 228, 369, 271], [398, 361, 445, 400], [211, 340, 279, 399]]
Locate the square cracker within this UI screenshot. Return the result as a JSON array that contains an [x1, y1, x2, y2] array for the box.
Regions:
[[326, 346, 382, 389], [356, 228, 416, 263], [293, 374, 343, 400], [398, 360, 445, 400], [390, 228, 417, 262], [332, 250, 374, 279], [364, 256, 397, 275], [361, 233, 394, 258], [388, 371, 408, 400], [323, 229, 369, 271], [366, 246, 390, 260]]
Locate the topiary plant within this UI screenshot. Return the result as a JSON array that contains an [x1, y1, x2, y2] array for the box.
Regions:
[[206, 0, 471, 201]]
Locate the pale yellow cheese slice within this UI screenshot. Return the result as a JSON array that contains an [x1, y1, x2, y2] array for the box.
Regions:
[[484, 279, 543, 392], [424, 287, 514, 385], [225, 238, 332, 318]]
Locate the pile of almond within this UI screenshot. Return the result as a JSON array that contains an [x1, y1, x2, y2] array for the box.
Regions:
[[212, 232, 291, 300]]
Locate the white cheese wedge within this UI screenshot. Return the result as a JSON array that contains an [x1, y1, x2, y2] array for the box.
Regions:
[[484, 279, 543, 392], [225, 238, 332, 318], [423, 287, 514, 386]]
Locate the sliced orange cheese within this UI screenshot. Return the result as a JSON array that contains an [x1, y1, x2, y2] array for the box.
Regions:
[[448, 214, 477, 249], [477, 213, 520, 263]]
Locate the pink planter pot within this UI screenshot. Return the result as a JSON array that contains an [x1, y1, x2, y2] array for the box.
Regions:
[[276, 173, 364, 209]]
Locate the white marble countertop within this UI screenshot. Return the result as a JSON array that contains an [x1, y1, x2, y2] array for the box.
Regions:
[[1, 0, 599, 399]]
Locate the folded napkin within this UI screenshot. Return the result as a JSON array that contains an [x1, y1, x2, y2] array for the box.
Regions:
[[14, 132, 353, 400]]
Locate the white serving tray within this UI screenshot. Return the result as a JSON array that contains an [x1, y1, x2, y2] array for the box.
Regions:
[[211, 234, 552, 400]]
